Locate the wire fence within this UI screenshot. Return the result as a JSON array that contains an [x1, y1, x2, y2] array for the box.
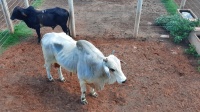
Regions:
[[73, 0, 168, 39], [139, 1, 168, 39], [74, 4, 137, 39], [139, 0, 200, 39], [0, 0, 33, 50], [1, 0, 200, 52], [74, 0, 196, 39], [174, 0, 200, 18]]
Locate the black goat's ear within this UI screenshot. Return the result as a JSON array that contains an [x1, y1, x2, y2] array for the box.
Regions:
[[20, 10, 27, 17], [22, 12, 27, 17]]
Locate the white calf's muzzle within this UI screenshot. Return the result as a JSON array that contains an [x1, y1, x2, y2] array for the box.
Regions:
[[116, 75, 127, 84], [122, 79, 127, 83]]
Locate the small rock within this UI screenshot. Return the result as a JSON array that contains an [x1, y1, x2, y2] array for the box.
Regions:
[[160, 35, 169, 38]]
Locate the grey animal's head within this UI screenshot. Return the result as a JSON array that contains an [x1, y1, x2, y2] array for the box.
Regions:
[[103, 51, 127, 84]]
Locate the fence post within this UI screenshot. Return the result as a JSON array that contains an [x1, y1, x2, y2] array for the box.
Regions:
[[24, 0, 29, 8], [133, 0, 143, 38], [180, 0, 187, 9], [68, 0, 76, 38], [0, 0, 14, 33]]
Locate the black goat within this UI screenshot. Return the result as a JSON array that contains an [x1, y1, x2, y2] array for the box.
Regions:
[[10, 6, 70, 43]]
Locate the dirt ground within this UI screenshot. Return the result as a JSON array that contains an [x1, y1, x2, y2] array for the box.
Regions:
[[0, 0, 200, 111]]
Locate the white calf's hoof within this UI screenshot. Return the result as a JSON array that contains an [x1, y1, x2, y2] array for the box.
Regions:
[[60, 78, 66, 82], [47, 78, 54, 82], [81, 98, 88, 105], [90, 92, 98, 98]]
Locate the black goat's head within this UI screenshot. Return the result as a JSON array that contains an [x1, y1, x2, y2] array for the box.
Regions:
[[10, 6, 27, 20]]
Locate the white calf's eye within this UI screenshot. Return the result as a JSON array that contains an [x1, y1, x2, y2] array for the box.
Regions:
[[109, 68, 115, 72]]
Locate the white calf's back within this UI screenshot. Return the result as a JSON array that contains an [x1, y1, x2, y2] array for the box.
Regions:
[[41, 32, 78, 72], [42, 32, 76, 49]]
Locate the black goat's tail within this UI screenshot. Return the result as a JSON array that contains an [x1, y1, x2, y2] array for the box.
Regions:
[[67, 12, 71, 37]]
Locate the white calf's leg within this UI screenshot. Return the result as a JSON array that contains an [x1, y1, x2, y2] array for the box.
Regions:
[[79, 80, 88, 105], [58, 66, 65, 82], [45, 63, 54, 81], [90, 88, 98, 97]]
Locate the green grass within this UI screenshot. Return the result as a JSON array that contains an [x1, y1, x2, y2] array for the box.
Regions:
[[161, 0, 178, 15], [0, 22, 32, 50], [0, 22, 33, 54], [0, 0, 44, 53], [32, 0, 44, 8]]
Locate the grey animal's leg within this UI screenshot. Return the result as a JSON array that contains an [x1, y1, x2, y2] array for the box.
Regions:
[[45, 63, 54, 82], [90, 88, 98, 98], [79, 80, 88, 105], [58, 66, 65, 82]]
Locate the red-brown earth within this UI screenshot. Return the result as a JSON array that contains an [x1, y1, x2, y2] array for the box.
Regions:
[[0, 0, 200, 111]]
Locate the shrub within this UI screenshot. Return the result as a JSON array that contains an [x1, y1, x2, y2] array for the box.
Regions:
[[197, 66, 200, 72], [155, 15, 174, 26], [155, 14, 200, 43], [197, 60, 200, 72], [185, 44, 199, 57]]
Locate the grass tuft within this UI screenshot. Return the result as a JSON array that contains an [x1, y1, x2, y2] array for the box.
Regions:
[[0, 22, 32, 53], [161, 0, 178, 15], [32, 0, 44, 8]]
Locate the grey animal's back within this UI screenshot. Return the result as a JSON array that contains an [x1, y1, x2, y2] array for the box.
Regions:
[[76, 40, 104, 58], [42, 32, 75, 50], [41, 32, 76, 56]]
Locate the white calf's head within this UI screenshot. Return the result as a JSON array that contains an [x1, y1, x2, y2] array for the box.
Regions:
[[103, 55, 127, 84]]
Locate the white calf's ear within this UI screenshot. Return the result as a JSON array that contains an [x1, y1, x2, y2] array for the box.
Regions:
[[111, 50, 115, 55], [103, 58, 108, 62], [120, 60, 127, 64], [76, 40, 83, 50], [103, 65, 110, 78]]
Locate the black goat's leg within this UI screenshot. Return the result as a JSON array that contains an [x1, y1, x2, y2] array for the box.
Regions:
[[61, 25, 70, 36], [35, 28, 41, 43], [67, 26, 70, 37]]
